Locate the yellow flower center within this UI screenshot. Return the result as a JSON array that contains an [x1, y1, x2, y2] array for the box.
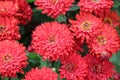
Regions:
[[104, 18, 112, 25], [91, 0, 100, 3], [49, 0, 58, 4], [97, 36, 106, 45], [48, 35, 56, 43], [3, 54, 12, 63], [0, 25, 5, 33], [93, 65, 102, 74], [65, 63, 74, 72], [81, 21, 91, 31]]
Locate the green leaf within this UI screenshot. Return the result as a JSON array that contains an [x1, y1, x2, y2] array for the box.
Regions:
[[24, 52, 41, 72], [40, 59, 48, 67], [54, 60, 61, 70], [56, 15, 67, 23], [53, 60, 61, 72], [27, 52, 40, 63], [69, 5, 80, 11], [1, 77, 9, 80], [38, 56, 49, 67], [10, 78, 19, 80], [110, 51, 120, 66], [27, 0, 35, 3], [110, 51, 120, 72], [32, 10, 54, 24], [115, 64, 120, 73], [19, 26, 25, 35]]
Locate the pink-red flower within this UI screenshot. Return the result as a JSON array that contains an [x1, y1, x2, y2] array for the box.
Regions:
[[88, 24, 120, 58], [34, 0, 74, 18], [0, 0, 19, 16], [0, 16, 20, 40], [59, 53, 88, 80], [15, 0, 32, 25], [0, 0, 32, 25], [24, 67, 58, 80], [102, 11, 120, 28], [113, 72, 120, 80], [0, 40, 28, 78], [84, 54, 115, 80], [69, 12, 102, 42], [31, 22, 75, 61], [78, 0, 113, 16]]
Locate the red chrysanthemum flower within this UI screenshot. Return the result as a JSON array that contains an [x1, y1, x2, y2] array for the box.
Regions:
[[0, 0, 19, 16], [0, 0, 32, 25], [84, 54, 115, 80], [78, 0, 113, 16], [59, 53, 88, 80], [69, 12, 102, 42], [31, 22, 75, 61], [0, 40, 28, 78], [113, 72, 120, 80], [24, 67, 58, 80], [0, 16, 20, 40], [103, 11, 120, 28], [34, 0, 74, 18], [88, 24, 120, 58], [15, 0, 32, 25]]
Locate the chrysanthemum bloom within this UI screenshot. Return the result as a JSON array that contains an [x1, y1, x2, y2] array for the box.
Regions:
[[84, 54, 115, 80], [103, 11, 120, 28], [0, 16, 20, 40], [0, 0, 19, 16], [34, 0, 74, 18], [0, 0, 32, 25], [31, 22, 75, 61], [24, 67, 58, 80], [59, 53, 88, 80], [113, 72, 120, 80], [69, 12, 102, 42], [15, 0, 32, 25], [0, 40, 28, 78], [88, 24, 120, 58], [78, 0, 113, 16]]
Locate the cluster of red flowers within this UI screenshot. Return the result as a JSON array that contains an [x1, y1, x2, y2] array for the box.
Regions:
[[0, 0, 32, 41], [0, 0, 119, 80], [0, 0, 32, 78], [30, 0, 120, 80]]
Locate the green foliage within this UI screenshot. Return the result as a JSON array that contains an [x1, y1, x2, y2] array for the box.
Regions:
[[112, 0, 120, 15], [56, 15, 67, 23], [110, 51, 120, 73], [27, 0, 35, 3], [69, 4, 80, 11]]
